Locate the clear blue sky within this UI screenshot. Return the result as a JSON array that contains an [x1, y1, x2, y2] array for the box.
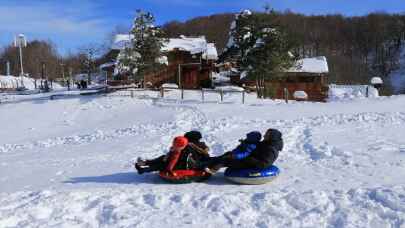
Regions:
[[0, 0, 404, 55]]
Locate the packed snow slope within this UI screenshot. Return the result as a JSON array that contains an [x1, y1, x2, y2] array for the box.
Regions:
[[1, 90, 405, 228]]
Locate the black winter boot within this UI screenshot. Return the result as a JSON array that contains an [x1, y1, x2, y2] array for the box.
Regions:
[[135, 163, 161, 174], [135, 163, 146, 175]]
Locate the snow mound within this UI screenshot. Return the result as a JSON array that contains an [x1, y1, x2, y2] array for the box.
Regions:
[[328, 84, 379, 101], [370, 77, 383, 85], [215, 86, 244, 92], [161, 83, 178, 89], [293, 91, 308, 100]]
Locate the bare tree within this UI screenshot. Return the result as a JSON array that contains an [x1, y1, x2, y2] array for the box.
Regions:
[[77, 44, 103, 84]]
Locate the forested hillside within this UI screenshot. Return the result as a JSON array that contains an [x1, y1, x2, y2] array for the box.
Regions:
[[162, 11, 405, 93], [162, 14, 235, 53]]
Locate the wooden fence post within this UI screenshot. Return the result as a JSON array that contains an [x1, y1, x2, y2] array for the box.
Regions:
[[242, 90, 245, 104], [220, 90, 224, 102], [201, 88, 204, 103], [284, 88, 289, 103], [366, 86, 369, 98]]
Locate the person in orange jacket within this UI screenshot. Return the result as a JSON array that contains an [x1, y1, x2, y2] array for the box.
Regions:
[[135, 136, 189, 175]]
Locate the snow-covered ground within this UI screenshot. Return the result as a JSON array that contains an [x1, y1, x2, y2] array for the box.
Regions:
[[1, 90, 405, 228]]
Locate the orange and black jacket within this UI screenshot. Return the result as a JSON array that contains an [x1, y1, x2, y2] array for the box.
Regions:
[[166, 142, 210, 171]]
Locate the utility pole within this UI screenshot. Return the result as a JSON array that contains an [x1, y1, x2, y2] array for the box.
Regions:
[[68, 67, 73, 91], [41, 61, 49, 92], [41, 62, 45, 80], [14, 34, 27, 88], [6, 61, 10, 76]]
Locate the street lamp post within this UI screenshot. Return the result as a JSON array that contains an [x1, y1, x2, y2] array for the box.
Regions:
[[68, 67, 73, 91], [6, 61, 10, 76], [14, 34, 27, 88]]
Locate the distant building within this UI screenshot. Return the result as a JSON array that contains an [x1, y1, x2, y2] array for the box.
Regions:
[[101, 35, 218, 89], [235, 56, 329, 101]]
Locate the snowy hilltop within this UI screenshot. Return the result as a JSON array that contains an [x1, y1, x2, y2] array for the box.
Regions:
[[1, 89, 405, 227]]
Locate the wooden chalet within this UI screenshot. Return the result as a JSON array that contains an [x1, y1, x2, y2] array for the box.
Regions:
[[100, 35, 218, 89], [237, 57, 329, 102]]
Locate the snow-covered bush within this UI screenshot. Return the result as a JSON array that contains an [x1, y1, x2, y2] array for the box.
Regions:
[[371, 77, 383, 85], [293, 91, 308, 100]]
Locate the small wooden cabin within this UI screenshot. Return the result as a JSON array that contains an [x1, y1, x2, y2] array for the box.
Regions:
[[238, 56, 329, 101], [265, 72, 328, 102]]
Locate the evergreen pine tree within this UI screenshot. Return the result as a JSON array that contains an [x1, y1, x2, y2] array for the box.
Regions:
[[224, 8, 298, 98], [117, 10, 166, 81], [223, 10, 256, 65]]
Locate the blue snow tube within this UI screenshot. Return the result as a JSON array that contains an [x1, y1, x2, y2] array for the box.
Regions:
[[224, 165, 280, 185]]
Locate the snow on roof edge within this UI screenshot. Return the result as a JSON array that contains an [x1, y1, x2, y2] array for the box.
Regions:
[[288, 56, 329, 74], [111, 34, 218, 60]]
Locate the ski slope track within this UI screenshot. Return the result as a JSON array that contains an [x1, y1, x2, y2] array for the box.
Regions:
[[1, 90, 405, 228]]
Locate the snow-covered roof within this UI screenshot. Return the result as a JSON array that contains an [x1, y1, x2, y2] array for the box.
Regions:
[[112, 35, 218, 60], [112, 34, 134, 50], [288, 56, 329, 74]]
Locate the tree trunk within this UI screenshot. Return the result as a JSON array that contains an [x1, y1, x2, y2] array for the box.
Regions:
[[255, 76, 261, 99]]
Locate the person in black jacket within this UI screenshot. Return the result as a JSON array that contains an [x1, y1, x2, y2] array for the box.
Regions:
[[202, 128, 283, 173], [135, 131, 210, 174], [179, 131, 210, 169]]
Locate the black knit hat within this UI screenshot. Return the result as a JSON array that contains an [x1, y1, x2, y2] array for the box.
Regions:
[[245, 131, 262, 143], [184, 131, 202, 142]]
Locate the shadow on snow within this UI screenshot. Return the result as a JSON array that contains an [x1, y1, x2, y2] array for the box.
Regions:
[[63, 171, 234, 186], [63, 172, 164, 185]]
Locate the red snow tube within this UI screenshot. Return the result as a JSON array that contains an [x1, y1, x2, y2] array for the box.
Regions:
[[159, 170, 211, 184]]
